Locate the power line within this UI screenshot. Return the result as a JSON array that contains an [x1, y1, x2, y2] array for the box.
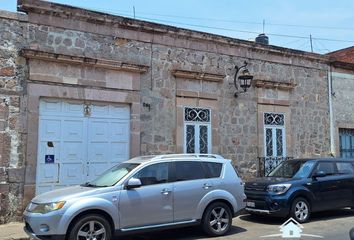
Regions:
[[137, 16, 354, 44], [283, 38, 304, 46], [316, 40, 331, 53], [74, 5, 354, 32], [296, 39, 310, 51], [57, 4, 354, 45], [133, 11, 354, 31]]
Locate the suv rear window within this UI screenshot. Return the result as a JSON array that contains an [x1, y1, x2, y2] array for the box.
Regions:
[[202, 162, 222, 178], [175, 161, 206, 181], [315, 162, 335, 175], [336, 162, 354, 174]]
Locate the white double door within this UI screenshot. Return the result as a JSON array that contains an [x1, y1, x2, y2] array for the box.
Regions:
[[36, 99, 130, 195]]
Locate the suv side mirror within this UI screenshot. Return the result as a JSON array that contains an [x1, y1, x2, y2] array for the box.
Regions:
[[312, 171, 326, 179], [126, 178, 142, 189]]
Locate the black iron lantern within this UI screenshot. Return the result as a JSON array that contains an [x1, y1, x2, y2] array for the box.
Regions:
[[233, 61, 253, 98]]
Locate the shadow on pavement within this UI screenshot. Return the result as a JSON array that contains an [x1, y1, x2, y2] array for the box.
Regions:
[[239, 208, 354, 225], [309, 208, 354, 223], [117, 225, 247, 240], [239, 214, 284, 225]]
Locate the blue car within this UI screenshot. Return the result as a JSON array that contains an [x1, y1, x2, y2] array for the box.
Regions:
[[245, 158, 354, 223]]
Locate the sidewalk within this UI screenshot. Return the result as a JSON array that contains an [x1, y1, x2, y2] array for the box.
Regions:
[[0, 222, 28, 240]]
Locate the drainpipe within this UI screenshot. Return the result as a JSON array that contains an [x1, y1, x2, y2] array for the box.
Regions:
[[328, 66, 335, 156]]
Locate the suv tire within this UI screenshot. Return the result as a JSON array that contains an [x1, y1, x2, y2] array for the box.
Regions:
[[202, 202, 232, 236], [68, 214, 112, 240], [290, 197, 311, 223]]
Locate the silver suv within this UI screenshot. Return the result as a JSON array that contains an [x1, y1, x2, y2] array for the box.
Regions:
[[24, 154, 246, 239]]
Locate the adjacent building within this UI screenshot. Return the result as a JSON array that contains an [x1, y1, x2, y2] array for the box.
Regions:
[[327, 47, 354, 158], [0, 0, 352, 222]]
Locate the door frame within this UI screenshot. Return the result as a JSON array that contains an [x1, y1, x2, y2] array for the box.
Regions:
[[25, 83, 140, 200], [36, 99, 131, 194]]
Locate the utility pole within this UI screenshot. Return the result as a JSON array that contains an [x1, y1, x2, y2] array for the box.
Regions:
[[310, 34, 313, 52], [133, 6, 136, 19], [263, 19, 265, 33]]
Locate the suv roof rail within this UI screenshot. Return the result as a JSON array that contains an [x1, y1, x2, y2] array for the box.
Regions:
[[151, 154, 224, 160]]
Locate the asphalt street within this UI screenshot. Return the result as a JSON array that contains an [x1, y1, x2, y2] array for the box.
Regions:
[[118, 208, 354, 240]]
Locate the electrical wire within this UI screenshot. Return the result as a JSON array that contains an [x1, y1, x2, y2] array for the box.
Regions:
[[71, 5, 354, 31], [316, 40, 332, 53], [134, 12, 354, 31], [54, 4, 354, 46], [136, 16, 354, 44]]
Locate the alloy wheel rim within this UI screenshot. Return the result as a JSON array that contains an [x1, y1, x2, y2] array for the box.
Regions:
[[209, 207, 229, 233], [77, 220, 106, 240], [295, 201, 309, 221]]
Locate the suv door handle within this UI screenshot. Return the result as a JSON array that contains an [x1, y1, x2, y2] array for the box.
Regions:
[[161, 188, 171, 195], [203, 183, 212, 189]]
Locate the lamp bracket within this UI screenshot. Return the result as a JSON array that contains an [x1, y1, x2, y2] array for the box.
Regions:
[[232, 61, 252, 98]]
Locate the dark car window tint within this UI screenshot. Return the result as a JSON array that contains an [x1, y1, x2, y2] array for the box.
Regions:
[[175, 161, 206, 181], [316, 162, 335, 175], [203, 162, 222, 178], [133, 163, 168, 186], [268, 160, 303, 178], [336, 162, 354, 174], [293, 161, 315, 179]]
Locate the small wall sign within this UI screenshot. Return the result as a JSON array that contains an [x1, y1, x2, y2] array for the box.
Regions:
[[45, 155, 55, 164]]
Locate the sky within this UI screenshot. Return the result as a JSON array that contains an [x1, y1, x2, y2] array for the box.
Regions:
[[1, 0, 354, 54]]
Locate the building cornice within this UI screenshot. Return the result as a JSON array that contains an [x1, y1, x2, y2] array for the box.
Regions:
[[330, 60, 354, 71], [18, 0, 329, 64], [172, 69, 225, 82], [21, 49, 149, 73], [254, 79, 296, 91]]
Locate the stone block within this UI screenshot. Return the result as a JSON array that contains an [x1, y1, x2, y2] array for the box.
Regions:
[[0, 121, 5, 131], [8, 168, 25, 183], [8, 117, 16, 130], [0, 184, 9, 195], [0, 133, 10, 167], [23, 184, 35, 211], [0, 168, 7, 182], [0, 67, 15, 77], [24, 165, 36, 185]]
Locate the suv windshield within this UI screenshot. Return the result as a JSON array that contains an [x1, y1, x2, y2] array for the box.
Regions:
[[83, 163, 140, 187], [268, 160, 315, 178]]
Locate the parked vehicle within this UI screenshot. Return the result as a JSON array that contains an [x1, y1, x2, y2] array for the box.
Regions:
[[23, 154, 246, 240], [245, 158, 354, 223]]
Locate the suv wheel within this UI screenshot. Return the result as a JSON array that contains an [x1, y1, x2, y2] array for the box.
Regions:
[[68, 214, 112, 240], [202, 202, 232, 236], [290, 197, 311, 223]]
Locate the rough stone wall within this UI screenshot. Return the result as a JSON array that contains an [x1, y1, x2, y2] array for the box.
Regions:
[[23, 18, 330, 174], [0, 3, 333, 222], [0, 12, 28, 223], [290, 66, 330, 157]]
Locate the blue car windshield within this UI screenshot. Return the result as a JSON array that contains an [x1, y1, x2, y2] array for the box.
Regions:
[[83, 163, 140, 187], [268, 161, 315, 178]]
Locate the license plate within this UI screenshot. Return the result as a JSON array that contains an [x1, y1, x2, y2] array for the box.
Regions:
[[246, 201, 255, 208]]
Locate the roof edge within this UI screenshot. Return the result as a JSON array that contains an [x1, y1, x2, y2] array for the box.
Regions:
[[0, 9, 28, 22], [16, 0, 330, 63]]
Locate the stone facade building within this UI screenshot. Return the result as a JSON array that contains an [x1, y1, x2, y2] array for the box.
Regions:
[[0, 0, 349, 222], [327, 49, 354, 158]]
